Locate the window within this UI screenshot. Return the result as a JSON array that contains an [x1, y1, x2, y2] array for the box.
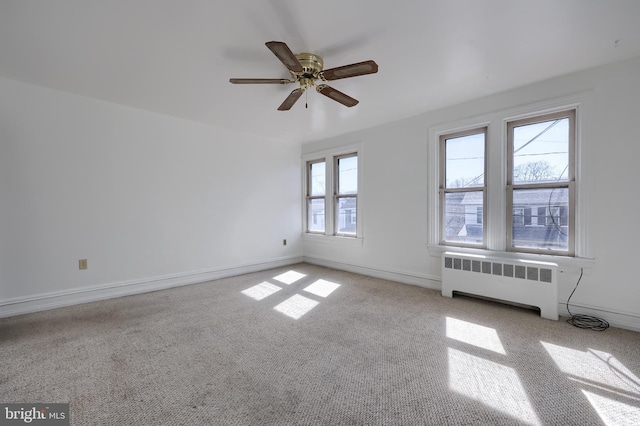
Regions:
[[439, 128, 486, 246], [512, 208, 525, 226], [334, 154, 358, 236], [546, 207, 561, 226], [306, 160, 326, 233], [507, 110, 575, 254], [304, 149, 360, 238], [429, 100, 583, 259]]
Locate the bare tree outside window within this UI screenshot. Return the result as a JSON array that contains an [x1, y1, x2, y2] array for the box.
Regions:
[[513, 161, 559, 183]]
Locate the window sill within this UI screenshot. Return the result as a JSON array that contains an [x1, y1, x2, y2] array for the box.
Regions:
[[303, 233, 363, 247], [426, 244, 594, 268]]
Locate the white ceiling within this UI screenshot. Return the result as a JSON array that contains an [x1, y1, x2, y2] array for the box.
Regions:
[[2, 0, 640, 144]]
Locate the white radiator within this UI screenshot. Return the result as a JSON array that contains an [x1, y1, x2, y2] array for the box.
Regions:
[[441, 252, 558, 320]]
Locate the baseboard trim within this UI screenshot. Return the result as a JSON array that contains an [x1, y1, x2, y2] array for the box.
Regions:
[[303, 255, 441, 290], [0, 256, 303, 319]]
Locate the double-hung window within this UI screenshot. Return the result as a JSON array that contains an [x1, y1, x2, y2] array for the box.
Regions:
[[307, 160, 326, 233], [431, 103, 580, 258], [305, 150, 359, 238], [507, 110, 575, 254], [334, 154, 358, 236], [439, 128, 487, 246]]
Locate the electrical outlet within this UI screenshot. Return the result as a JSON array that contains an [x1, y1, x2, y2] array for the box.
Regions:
[[282, 239, 287, 246], [79, 259, 88, 270]]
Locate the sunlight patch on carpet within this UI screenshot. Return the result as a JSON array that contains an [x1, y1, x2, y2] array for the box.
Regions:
[[303, 279, 341, 298], [448, 347, 541, 426], [582, 390, 640, 426], [446, 317, 506, 354], [273, 294, 319, 319], [273, 270, 306, 285], [241, 282, 282, 301], [541, 342, 640, 397]]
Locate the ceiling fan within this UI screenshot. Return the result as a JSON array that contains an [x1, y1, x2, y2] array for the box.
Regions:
[[229, 41, 378, 110]]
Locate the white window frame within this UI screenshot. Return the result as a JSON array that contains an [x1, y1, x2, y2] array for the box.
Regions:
[[305, 159, 327, 234], [439, 127, 487, 248], [302, 144, 363, 245], [506, 109, 576, 256], [334, 153, 358, 237], [427, 93, 592, 265]]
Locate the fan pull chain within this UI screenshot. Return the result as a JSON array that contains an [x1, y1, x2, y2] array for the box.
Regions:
[[305, 90, 308, 109]]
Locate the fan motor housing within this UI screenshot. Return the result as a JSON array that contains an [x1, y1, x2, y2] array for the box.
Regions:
[[294, 53, 323, 77]]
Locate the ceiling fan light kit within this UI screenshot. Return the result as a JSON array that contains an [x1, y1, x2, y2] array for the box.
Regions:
[[229, 41, 378, 110]]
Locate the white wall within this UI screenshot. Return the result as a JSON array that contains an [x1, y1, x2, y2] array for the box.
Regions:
[[303, 56, 640, 330], [0, 77, 302, 313]]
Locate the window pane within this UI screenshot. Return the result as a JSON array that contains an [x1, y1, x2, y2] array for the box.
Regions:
[[443, 191, 483, 244], [309, 162, 325, 196], [337, 155, 357, 194], [308, 199, 325, 233], [513, 117, 569, 184], [511, 187, 569, 251], [336, 197, 356, 235], [445, 133, 484, 188]]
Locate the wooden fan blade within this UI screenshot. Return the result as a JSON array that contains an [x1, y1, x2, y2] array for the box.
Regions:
[[320, 60, 378, 81], [266, 41, 303, 73], [229, 78, 293, 84], [316, 85, 359, 107], [278, 88, 304, 111]]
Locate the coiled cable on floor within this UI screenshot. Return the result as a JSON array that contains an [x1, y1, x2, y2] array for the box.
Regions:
[[566, 268, 609, 331]]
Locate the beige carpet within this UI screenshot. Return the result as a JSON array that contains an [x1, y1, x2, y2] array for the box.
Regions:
[[1, 263, 639, 425]]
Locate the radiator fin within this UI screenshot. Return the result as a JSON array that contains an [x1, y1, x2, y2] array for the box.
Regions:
[[445, 257, 453, 269], [463, 259, 471, 271], [492, 263, 503, 276], [504, 264, 514, 277], [540, 268, 552, 283]]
